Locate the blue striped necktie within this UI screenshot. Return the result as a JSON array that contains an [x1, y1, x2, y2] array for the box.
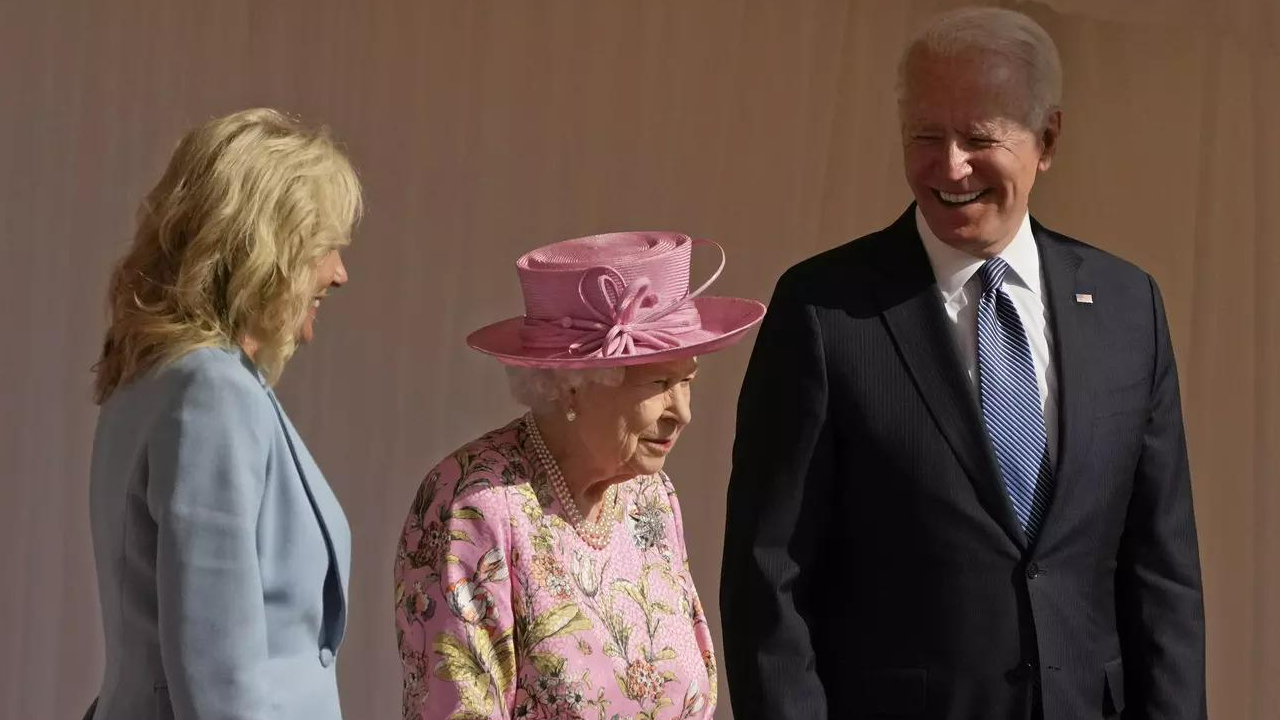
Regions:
[[975, 257, 1054, 541]]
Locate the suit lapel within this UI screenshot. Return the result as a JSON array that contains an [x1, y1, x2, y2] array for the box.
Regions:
[[1033, 223, 1095, 542], [875, 208, 1026, 549]]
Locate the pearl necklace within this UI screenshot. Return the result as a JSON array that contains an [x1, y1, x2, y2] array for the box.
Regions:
[[523, 413, 618, 550]]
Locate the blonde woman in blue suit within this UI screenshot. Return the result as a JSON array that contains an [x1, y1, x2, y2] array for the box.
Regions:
[[87, 108, 362, 720]]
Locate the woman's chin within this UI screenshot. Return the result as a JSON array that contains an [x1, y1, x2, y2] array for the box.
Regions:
[[628, 455, 668, 478]]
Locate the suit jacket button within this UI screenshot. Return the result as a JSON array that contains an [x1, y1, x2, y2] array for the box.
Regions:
[[319, 647, 335, 667], [1026, 562, 1042, 579], [1006, 661, 1037, 682]]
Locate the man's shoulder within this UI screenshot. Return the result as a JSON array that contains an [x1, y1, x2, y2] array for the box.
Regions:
[[1033, 220, 1154, 289], [775, 219, 906, 299]]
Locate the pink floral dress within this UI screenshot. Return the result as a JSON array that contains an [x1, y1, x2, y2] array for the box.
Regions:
[[394, 416, 717, 720]]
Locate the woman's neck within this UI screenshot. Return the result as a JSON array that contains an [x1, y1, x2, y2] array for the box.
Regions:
[[531, 410, 629, 521], [239, 335, 260, 362]]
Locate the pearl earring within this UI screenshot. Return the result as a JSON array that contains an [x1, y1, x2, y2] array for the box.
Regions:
[[566, 409, 577, 422]]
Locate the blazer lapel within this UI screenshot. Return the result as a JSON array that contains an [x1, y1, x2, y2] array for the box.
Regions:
[[1033, 223, 1096, 543], [875, 208, 1026, 549], [264, 390, 351, 645]]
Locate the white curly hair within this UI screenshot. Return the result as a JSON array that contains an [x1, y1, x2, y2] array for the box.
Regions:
[[505, 366, 626, 411]]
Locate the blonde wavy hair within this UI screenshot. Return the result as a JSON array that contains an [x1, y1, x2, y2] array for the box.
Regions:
[[93, 108, 363, 403]]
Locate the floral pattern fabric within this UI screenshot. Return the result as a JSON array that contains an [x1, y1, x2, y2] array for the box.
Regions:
[[394, 417, 717, 720]]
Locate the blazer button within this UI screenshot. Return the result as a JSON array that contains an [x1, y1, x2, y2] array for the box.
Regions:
[[1026, 562, 1042, 579], [319, 647, 335, 667]]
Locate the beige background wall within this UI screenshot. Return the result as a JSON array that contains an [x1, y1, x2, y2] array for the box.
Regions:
[[2, 1, 1277, 718]]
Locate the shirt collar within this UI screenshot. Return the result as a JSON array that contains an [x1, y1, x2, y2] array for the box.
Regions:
[[915, 205, 1042, 302]]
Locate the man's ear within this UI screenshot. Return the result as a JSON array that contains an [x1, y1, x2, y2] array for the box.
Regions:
[[1039, 108, 1063, 172]]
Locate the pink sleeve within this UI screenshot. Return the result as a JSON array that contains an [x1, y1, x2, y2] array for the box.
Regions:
[[663, 473, 720, 711], [662, 472, 694, 570], [394, 456, 518, 720]]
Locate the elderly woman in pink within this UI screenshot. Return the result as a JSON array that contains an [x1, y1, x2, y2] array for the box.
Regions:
[[393, 232, 764, 720]]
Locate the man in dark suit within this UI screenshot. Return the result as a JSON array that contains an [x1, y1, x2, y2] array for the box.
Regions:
[[720, 7, 1205, 720]]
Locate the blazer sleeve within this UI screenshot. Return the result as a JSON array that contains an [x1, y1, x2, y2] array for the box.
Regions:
[[146, 366, 273, 720], [1115, 276, 1206, 719], [720, 270, 837, 720]]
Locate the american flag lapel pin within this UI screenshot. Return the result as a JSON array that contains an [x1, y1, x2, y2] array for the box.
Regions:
[[1075, 293, 1094, 304]]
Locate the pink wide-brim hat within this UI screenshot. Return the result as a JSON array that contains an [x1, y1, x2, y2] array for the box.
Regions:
[[466, 231, 766, 369]]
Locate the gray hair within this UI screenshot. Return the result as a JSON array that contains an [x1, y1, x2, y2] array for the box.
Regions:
[[897, 7, 1063, 131], [505, 365, 626, 411]]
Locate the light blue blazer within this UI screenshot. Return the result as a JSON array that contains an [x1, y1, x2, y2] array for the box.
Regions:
[[88, 347, 351, 720]]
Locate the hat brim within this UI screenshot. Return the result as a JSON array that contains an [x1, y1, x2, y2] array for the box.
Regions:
[[466, 296, 766, 369]]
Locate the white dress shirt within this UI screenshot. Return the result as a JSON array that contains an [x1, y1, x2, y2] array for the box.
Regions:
[[916, 207, 1059, 466]]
